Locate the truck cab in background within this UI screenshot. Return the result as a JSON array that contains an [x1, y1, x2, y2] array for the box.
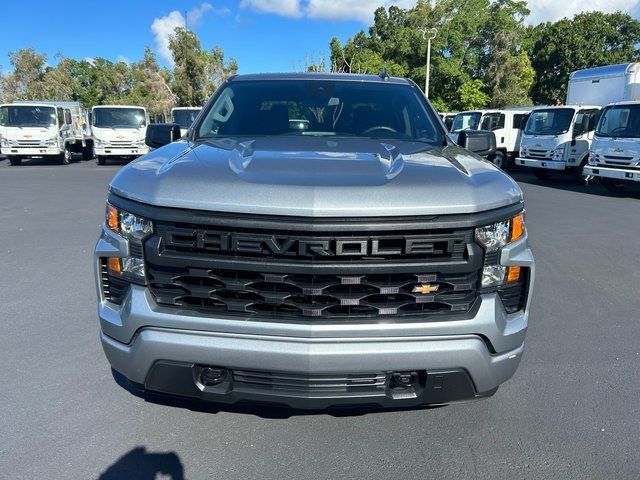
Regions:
[[0, 101, 93, 165], [451, 108, 531, 169], [515, 106, 600, 180], [517, 63, 640, 182], [92, 105, 149, 165], [171, 107, 202, 136], [585, 101, 640, 190]]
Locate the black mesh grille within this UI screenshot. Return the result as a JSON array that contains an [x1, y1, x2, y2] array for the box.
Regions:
[[232, 370, 388, 394], [148, 266, 479, 319], [143, 212, 485, 321]]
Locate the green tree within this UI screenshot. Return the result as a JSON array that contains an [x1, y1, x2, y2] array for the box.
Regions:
[[458, 79, 490, 109], [1, 48, 47, 101], [530, 12, 640, 104], [328, 0, 531, 110], [169, 27, 237, 106]]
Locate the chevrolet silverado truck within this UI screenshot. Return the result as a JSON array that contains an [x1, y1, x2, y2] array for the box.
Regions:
[[95, 72, 535, 410]]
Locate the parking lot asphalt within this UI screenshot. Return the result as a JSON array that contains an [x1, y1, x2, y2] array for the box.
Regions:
[[1, 156, 639, 479]]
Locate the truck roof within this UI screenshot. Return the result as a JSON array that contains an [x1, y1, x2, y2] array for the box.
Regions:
[[570, 63, 640, 80], [171, 106, 202, 111], [230, 72, 413, 85], [601, 100, 640, 107], [531, 104, 600, 110], [92, 105, 146, 109], [1, 101, 80, 109]]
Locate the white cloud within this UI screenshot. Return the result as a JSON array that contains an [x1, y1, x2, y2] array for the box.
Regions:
[[239, 0, 302, 17], [236, 0, 640, 24], [305, 0, 415, 23], [151, 3, 228, 66], [525, 0, 640, 24], [116, 55, 131, 65]]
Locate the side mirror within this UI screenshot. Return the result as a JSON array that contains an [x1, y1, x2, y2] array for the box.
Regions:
[[145, 123, 181, 149], [457, 130, 496, 157]]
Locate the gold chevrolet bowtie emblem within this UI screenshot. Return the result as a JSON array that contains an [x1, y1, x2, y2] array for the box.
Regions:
[[413, 284, 439, 294]]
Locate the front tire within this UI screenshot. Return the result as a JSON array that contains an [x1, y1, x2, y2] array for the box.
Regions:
[[491, 151, 507, 170], [8, 156, 22, 166], [97, 156, 106, 166]]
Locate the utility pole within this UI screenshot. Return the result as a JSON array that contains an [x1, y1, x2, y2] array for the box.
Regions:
[[419, 28, 438, 98]]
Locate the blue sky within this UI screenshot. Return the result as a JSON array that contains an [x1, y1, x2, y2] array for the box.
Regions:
[[0, 0, 639, 73]]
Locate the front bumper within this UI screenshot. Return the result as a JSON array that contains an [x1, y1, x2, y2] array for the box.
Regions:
[[584, 165, 640, 182], [94, 147, 149, 157], [0, 147, 60, 156], [516, 157, 566, 170]]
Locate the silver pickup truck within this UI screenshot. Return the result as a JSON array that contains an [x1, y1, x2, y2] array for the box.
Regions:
[[95, 72, 534, 410]]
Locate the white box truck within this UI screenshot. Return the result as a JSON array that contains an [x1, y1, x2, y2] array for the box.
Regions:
[[516, 63, 640, 181], [92, 105, 149, 165], [171, 107, 202, 136], [582, 63, 640, 190], [451, 108, 532, 169], [0, 101, 93, 165]]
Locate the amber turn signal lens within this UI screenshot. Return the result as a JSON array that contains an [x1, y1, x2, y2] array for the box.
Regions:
[[107, 257, 122, 274], [507, 266, 521, 283], [510, 213, 525, 242], [107, 204, 119, 233]]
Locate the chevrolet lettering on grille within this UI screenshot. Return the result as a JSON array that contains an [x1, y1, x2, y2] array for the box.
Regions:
[[163, 229, 455, 258]]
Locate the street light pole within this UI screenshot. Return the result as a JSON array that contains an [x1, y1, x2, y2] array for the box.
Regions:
[[420, 28, 438, 98]]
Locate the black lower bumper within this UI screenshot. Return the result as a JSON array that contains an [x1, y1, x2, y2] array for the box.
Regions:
[[118, 361, 498, 411]]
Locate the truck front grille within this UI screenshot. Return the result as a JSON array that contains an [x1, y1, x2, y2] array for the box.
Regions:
[[16, 139, 46, 147], [526, 149, 553, 159], [142, 212, 485, 321], [147, 266, 479, 318]]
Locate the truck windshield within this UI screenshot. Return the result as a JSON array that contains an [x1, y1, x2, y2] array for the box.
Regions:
[[0, 105, 56, 127], [451, 112, 481, 132], [596, 104, 640, 138], [93, 108, 146, 128], [196, 80, 442, 145], [172, 109, 201, 129], [524, 108, 575, 135], [480, 113, 505, 131]]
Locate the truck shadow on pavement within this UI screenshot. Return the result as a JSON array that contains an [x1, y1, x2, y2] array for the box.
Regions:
[[508, 170, 640, 199], [98, 446, 184, 480], [112, 369, 444, 419]]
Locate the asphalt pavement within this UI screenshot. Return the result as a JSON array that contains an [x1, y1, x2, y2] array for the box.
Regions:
[[1, 156, 639, 479]]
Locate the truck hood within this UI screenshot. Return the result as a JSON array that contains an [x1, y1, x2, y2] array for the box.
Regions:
[[593, 136, 640, 166], [110, 137, 523, 217], [521, 135, 563, 151], [0, 125, 57, 140], [92, 126, 146, 141]]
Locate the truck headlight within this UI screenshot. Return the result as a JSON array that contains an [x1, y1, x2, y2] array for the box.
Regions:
[[553, 145, 566, 161], [105, 203, 153, 280], [588, 151, 598, 165], [476, 213, 525, 288], [1, 138, 9, 147], [94, 139, 104, 148]]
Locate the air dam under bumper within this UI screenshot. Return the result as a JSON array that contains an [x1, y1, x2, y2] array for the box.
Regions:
[[516, 157, 566, 170], [584, 165, 640, 182], [103, 327, 522, 409]]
